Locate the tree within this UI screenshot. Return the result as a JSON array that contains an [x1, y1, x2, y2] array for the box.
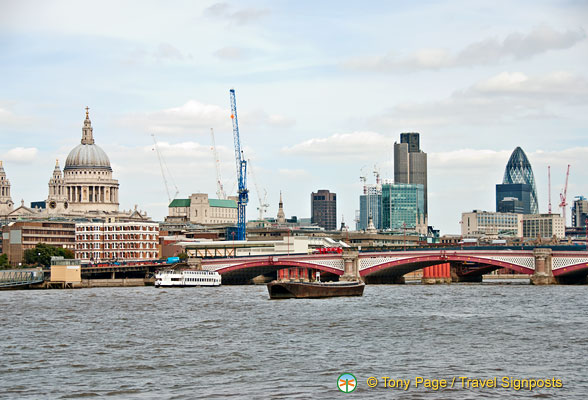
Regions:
[[0, 253, 9, 269], [178, 252, 188, 261], [23, 243, 74, 268]]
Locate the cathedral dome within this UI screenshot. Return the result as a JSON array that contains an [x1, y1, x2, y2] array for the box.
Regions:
[[63, 107, 112, 171], [64, 143, 112, 171]]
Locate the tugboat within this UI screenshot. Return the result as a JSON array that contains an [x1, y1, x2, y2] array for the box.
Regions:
[[267, 271, 364, 299]]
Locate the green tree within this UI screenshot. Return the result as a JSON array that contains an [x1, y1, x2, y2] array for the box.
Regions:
[[23, 243, 74, 268], [0, 253, 9, 269], [178, 252, 188, 261]]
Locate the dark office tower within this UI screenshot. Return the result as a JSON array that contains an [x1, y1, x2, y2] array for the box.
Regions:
[[571, 196, 588, 227], [497, 196, 525, 214], [311, 190, 337, 230], [394, 132, 428, 216], [495, 147, 538, 214], [401, 132, 420, 153]]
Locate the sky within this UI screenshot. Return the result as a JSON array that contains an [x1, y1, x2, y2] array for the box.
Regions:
[[0, 0, 587, 234]]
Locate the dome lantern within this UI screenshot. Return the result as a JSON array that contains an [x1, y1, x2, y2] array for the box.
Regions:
[[64, 107, 112, 171]]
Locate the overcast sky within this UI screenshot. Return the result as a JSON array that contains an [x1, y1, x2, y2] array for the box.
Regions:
[[1, 0, 587, 233]]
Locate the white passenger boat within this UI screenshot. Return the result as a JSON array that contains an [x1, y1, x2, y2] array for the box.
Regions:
[[155, 269, 221, 288]]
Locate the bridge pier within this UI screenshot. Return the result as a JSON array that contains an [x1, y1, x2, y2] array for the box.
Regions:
[[531, 248, 556, 285], [187, 257, 202, 269], [341, 250, 360, 282], [422, 263, 451, 284]]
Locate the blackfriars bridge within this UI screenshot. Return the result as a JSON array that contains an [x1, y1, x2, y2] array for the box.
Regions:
[[197, 248, 588, 285]]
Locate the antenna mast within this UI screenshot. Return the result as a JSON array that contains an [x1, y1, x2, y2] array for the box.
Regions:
[[548, 166, 552, 214]]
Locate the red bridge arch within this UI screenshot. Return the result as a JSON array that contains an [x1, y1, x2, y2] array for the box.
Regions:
[[208, 257, 343, 284], [360, 254, 535, 278]]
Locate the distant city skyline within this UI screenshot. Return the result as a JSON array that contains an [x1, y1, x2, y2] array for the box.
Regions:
[[1, 1, 587, 233]]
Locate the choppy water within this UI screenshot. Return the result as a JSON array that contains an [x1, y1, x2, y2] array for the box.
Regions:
[[1, 283, 587, 399]]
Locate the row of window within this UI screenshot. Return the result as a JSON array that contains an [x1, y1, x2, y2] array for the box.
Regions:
[[76, 225, 159, 232], [76, 251, 156, 260], [65, 170, 109, 176], [76, 234, 157, 241], [477, 218, 518, 227], [184, 277, 217, 282], [76, 242, 156, 250], [22, 229, 75, 235]]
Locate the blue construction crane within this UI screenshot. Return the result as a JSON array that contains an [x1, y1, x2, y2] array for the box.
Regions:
[[230, 89, 248, 240]]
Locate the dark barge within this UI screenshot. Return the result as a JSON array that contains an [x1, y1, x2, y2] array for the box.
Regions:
[[267, 280, 365, 299]]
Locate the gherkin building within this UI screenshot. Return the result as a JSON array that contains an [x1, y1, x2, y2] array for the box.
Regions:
[[501, 147, 538, 214]]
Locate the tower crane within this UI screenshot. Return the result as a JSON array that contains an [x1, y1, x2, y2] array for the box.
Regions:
[[559, 164, 571, 225], [373, 164, 381, 187], [230, 89, 248, 240], [151, 134, 179, 204], [210, 128, 227, 200], [248, 158, 269, 221], [360, 165, 368, 195]]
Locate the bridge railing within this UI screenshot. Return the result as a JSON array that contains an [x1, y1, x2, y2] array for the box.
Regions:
[[0, 269, 45, 287]]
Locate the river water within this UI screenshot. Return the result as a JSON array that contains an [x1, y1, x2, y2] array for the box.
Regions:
[[1, 283, 587, 399]]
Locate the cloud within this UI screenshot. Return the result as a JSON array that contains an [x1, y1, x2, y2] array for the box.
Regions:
[[121, 42, 191, 65], [0, 107, 13, 122], [204, 3, 270, 25], [282, 131, 394, 160], [154, 42, 187, 61], [0, 105, 33, 127], [472, 71, 588, 100], [118, 100, 231, 135], [278, 168, 311, 179], [118, 100, 294, 135], [213, 46, 250, 61], [430, 149, 511, 171], [2, 147, 39, 163], [345, 25, 586, 72], [251, 111, 295, 127], [371, 71, 588, 129]]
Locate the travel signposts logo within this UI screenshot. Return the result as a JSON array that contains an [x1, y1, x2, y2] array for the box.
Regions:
[[338, 373, 357, 393]]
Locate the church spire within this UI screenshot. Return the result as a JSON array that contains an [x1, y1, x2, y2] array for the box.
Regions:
[[277, 191, 286, 224], [81, 106, 95, 145]]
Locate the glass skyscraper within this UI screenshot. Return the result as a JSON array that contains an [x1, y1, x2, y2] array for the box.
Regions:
[[381, 183, 425, 232], [358, 185, 382, 230], [496, 147, 538, 214]]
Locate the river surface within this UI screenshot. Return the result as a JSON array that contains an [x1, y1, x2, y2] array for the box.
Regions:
[[1, 283, 587, 399]]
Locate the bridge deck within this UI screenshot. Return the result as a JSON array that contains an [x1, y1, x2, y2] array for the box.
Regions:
[[0, 270, 45, 288]]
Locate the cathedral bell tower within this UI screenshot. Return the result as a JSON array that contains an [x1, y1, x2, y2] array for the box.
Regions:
[[47, 159, 68, 213], [0, 161, 14, 215]]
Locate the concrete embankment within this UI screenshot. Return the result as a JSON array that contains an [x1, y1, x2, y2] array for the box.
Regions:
[[10, 277, 156, 289], [75, 278, 155, 288]]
